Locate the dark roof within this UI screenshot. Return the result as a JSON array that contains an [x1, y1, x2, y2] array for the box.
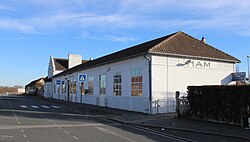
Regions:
[[54, 58, 89, 71], [25, 77, 45, 87], [149, 32, 239, 62], [53, 31, 240, 78]]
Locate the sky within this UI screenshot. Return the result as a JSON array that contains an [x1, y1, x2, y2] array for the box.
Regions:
[[0, 0, 250, 87]]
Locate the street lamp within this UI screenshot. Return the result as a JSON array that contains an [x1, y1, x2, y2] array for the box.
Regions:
[[247, 56, 250, 81]]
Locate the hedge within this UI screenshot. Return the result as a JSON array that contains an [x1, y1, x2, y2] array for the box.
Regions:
[[187, 85, 250, 124]]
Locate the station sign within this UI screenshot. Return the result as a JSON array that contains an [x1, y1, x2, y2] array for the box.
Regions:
[[78, 74, 87, 82], [232, 72, 246, 81], [56, 80, 61, 85]]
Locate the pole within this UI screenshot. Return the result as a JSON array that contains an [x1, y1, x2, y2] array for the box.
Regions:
[[248, 56, 250, 81]]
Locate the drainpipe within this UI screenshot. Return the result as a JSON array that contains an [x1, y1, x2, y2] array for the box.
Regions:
[[145, 53, 152, 115]]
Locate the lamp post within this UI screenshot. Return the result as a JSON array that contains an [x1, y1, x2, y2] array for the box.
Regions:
[[248, 56, 250, 81]]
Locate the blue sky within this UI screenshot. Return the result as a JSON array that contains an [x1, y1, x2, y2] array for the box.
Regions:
[[0, 0, 250, 87]]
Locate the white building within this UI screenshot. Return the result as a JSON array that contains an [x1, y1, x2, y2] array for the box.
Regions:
[[50, 32, 240, 114], [44, 54, 87, 98]]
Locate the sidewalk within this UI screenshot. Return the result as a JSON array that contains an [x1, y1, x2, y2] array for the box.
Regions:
[[44, 97, 250, 141]]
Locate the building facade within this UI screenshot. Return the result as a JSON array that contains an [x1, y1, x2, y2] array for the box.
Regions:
[[50, 32, 239, 114]]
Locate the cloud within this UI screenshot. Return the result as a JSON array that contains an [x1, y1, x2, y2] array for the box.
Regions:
[[0, 5, 16, 11], [0, 20, 34, 34], [1, 0, 250, 36], [76, 32, 137, 42]]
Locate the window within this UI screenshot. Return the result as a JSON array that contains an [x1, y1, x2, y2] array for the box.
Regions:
[[88, 77, 94, 95], [69, 81, 76, 94], [53, 83, 56, 94], [113, 73, 122, 96], [57, 84, 60, 94], [99, 74, 106, 95], [80, 82, 84, 95], [62, 81, 66, 93], [131, 68, 143, 96]]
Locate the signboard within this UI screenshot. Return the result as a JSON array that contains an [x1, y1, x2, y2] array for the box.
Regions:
[[78, 74, 87, 82], [56, 80, 61, 85], [232, 72, 246, 81]]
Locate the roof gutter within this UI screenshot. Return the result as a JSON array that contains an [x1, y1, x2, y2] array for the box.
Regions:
[[148, 52, 240, 63], [52, 52, 148, 79]]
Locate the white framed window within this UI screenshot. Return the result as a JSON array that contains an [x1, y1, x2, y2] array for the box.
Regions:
[[69, 81, 76, 94], [88, 77, 94, 95], [113, 72, 122, 96], [53, 83, 56, 94], [62, 81, 66, 93], [99, 74, 106, 95], [57, 84, 60, 94], [131, 68, 143, 96]]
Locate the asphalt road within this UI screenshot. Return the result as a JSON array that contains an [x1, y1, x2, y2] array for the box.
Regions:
[[0, 95, 187, 142]]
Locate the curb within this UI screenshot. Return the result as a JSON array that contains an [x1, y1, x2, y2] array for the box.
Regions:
[[110, 118, 250, 141], [41, 97, 250, 141]]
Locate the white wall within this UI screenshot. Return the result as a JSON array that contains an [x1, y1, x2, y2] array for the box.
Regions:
[[151, 55, 236, 113], [53, 56, 150, 113]]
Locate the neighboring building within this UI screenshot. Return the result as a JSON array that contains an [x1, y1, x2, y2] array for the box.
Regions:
[[25, 77, 45, 96], [44, 54, 88, 98], [50, 31, 240, 114]]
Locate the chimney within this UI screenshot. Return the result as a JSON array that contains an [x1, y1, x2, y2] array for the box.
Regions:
[[201, 37, 206, 43], [68, 54, 82, 69]]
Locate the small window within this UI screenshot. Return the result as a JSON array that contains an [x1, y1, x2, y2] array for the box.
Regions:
[[80, 82, 85, 95], [131, 68, 143, 96], [99, 74, 106, 95], [69, 81, 76, 94], [88, 77, 94, 95], [62, 81, 66, 93], [113, 72, 122, 96]]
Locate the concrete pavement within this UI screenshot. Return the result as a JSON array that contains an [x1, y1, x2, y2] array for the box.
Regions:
[[42, 96, 250, 141]]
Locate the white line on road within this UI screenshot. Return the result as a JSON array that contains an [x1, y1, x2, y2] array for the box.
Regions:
[[64, 130, 70, 134], [23, 134, 27, 138], [20, 105, 28, 109], [20, 129, 24, 133], [31, 105, 39, 109], [72, 136, 79, 140], [0, 123, 108, 130], [41, 105, 50, 109], [0, 135, 13, 138], [96, 127, 138, 142], [51, 105, 60, 109]]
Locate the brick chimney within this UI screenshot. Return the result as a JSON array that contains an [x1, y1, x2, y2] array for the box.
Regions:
[[68, 54, 82, 69]]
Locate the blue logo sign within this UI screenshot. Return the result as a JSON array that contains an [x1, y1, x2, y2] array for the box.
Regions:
[[56, 80, 61, 85], [232, 72, 246, 81], [78, 74, 87, 82]]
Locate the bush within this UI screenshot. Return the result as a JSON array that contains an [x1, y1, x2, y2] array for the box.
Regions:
[[187, 85, 250, 124]]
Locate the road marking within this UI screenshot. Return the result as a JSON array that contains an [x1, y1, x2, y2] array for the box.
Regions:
[[72, 136, 79, 140], [31, 105, 39, 109], [96, 127, 138, 142], [51, 105, 60, 109], [20, 105, 28, 109], [64, 130, 70, 134], [17, 122, 21, 125], [0, 123, 116, 130], [23, 134, 27, 138], [0, 135, 13, 138], [20, 129, 24, 133], [41, 105, 50, 109]]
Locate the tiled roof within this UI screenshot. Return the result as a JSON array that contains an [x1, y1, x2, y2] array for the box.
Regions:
[[25, 77, 45, 87], [54, 58, 68, 70], [149, 32, 239, 62], [54, 58, 89, 71], [53, 31, 239, 78]]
